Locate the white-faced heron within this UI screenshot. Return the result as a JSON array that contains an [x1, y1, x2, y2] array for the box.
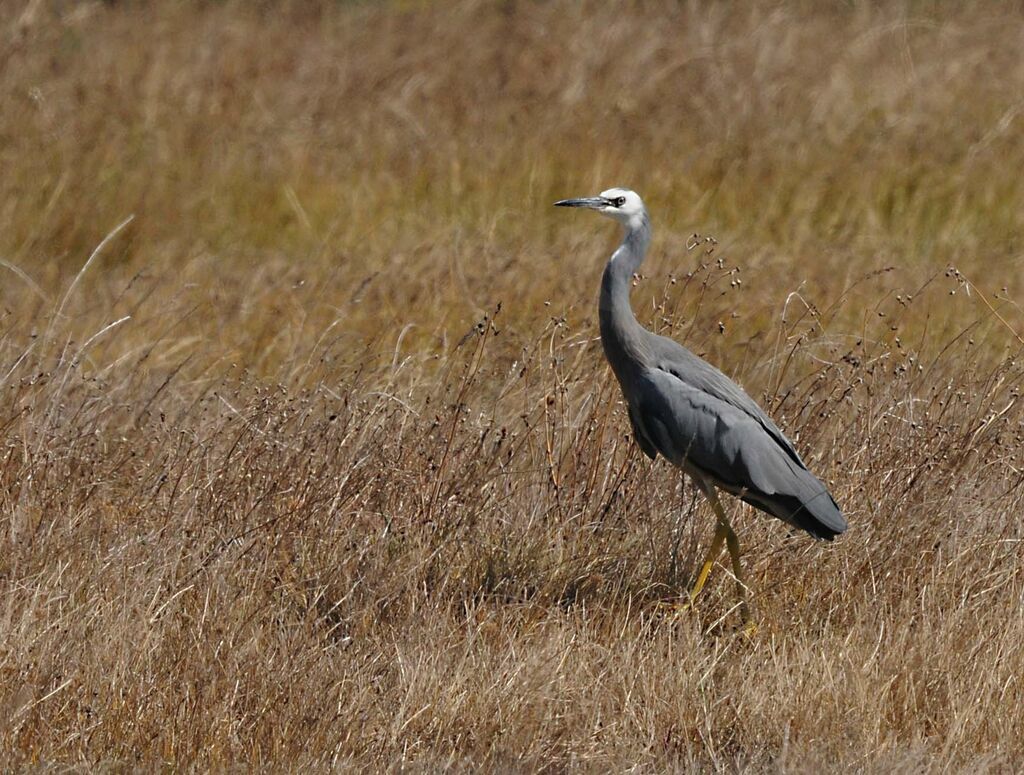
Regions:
[[555, 188, 846, 621]]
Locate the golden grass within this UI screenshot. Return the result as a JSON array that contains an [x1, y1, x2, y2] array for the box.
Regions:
[[2, 0, 1023, 769]]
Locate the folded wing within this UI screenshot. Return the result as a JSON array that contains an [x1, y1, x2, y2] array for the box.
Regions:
[[629, 365, 846, 540]]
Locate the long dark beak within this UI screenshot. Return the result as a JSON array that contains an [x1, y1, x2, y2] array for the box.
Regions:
[[554, 196, 608, 209]]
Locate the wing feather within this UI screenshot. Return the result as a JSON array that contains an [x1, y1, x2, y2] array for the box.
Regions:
[[631, 366, 846, 538], [649, 334, 803, 466]]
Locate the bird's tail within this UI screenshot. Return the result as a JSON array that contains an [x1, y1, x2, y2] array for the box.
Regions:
[[788, 487, 846, 540], [742, 471, 847, 541]]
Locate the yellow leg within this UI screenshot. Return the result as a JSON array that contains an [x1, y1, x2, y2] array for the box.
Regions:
[[688, 520, 728, 602], [693, 483, 753, 624]]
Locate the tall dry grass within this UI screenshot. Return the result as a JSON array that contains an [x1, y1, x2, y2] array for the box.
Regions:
[[1, 0, 1023, 770]]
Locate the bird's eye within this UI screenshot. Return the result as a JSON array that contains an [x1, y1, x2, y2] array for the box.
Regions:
[[613, 197, 626, 207]]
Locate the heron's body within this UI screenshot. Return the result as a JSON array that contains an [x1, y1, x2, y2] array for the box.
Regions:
[[556, 188, 846, 618]]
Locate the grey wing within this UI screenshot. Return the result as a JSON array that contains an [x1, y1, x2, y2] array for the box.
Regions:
[[633, 367, 846, 540], [649, 334, 804, 466]]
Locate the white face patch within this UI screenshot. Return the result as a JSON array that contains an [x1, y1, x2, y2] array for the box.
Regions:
[[598, 188, 647, 227]]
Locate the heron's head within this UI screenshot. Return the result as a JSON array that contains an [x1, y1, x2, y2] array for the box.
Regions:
[[554, 187, 646, 229]]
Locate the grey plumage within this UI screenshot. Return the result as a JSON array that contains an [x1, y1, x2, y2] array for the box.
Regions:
[[556, 187, 846, 615]]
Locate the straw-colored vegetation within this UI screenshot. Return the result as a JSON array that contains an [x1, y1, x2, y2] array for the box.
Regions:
[[2, 1, 1023, 769]]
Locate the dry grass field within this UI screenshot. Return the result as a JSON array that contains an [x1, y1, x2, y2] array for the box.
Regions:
[[2, 0, 1024, 770]]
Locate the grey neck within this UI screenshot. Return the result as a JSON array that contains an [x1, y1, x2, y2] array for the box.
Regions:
[[599, 213, 652, 378]]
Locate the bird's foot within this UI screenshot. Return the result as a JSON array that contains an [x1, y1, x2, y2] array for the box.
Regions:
[[652, 597, 697, 618], [650, 598, 759, 639], [702, 615, 760, 640], [738, 619, 759, 639]]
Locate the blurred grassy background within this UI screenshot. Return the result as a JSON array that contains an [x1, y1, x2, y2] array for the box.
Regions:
[[2, 0, 1023, 769], [4, 0, 1023, 371]]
